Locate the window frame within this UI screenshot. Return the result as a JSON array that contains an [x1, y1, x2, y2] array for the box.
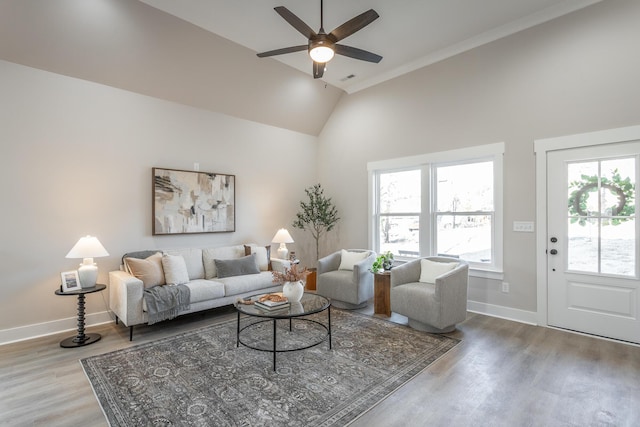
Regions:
[[368, 143, 504, 278]]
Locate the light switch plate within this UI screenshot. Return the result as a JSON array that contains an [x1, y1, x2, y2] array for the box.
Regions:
[[513, 221, 534, 232]]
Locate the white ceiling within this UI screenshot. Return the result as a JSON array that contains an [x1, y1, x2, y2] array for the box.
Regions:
[[140, 0, 600, 93]]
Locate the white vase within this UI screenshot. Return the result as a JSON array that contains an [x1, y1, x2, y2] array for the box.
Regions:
[[282, 281, 304, 302]]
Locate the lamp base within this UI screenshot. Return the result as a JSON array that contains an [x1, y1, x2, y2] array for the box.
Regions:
[[78, 261, 98, 288], [277, 243, 289, 261]]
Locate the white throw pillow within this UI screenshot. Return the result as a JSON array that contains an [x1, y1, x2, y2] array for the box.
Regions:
[[162, 254, 190, 285], [338, 250, 369, 271], [244, 244, 270, 271], [419, 259, 458, 284]]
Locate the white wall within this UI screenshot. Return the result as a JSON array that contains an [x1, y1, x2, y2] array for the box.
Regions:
[[0, 60, 317, 342], [317, 0, 640, 318]]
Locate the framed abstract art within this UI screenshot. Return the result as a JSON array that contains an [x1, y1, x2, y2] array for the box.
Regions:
[[152, 167, 235, 235]]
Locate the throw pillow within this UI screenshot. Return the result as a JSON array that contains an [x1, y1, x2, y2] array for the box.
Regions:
[[125, 252, 165, 289], [338, 250, 369, 271], [419, 259, 458, 284], [202, 245, 245, 279], [162, 254, 190, 285], [244, 244, 271, 271], [215, 254, 260, 278]]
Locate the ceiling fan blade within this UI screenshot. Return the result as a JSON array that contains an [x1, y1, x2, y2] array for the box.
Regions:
[[274, 6, 317, 39], [329, 9, 379, 42], [334, 44, 382, 63], [313, 61, 325, 79], [257, 45, 307, 58]]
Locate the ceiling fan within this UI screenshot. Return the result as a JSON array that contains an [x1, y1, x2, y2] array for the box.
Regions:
[[257, 0, 382, 79]]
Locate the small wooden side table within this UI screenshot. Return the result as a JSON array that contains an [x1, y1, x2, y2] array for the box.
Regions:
[[374, 271, 391, 317], [54, 284, 106, 348], [305, 269, 317, 291]]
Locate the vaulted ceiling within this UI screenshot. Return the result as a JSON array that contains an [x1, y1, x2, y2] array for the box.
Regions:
[[141, 0, 601, 93], [0, 0, 600, 135]]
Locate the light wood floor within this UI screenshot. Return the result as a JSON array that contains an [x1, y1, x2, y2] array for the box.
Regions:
[[1, 305, 639, 427]]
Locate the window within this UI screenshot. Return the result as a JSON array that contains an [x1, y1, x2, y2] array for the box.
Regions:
[[369, 143, 503, 274], [434, 161, 494, 264], [377, 169, 421, 257]]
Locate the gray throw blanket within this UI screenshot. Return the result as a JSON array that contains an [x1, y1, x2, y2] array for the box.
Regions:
[[143, 284, 191, 325]]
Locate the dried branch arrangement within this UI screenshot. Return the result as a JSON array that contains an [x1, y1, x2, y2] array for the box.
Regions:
[[271, 264, 308, 284]]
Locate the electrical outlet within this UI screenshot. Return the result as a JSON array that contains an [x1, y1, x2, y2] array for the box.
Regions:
[[193, 162, 200, 171], [502, 282, 509, 293]]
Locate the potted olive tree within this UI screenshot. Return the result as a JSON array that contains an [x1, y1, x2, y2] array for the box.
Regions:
[[292, 184, 339, 289]]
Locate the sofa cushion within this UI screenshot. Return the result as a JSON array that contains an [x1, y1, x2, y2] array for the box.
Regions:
[[339, 250, 369, 271], [125, 252, 165, 288], [218, 271, 276, 297], [214, 254, 260, 278], [165, 248, 204, 280], [162, 254, 190, 285], [184, 279, 225, 303], [244, 244, 271, 271], [203, 245, 245, 279], [419, 259, 458, 284]]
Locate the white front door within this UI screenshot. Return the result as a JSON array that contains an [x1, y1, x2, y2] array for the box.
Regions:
[[547, 141, 640, 344]]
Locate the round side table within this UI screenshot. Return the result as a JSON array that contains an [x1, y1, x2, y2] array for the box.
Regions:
[[54, 284, 106, 348]]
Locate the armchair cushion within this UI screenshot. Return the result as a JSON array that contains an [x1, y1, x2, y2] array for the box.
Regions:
[[419, 259, 458, 284], [339, 250, 369, 270]]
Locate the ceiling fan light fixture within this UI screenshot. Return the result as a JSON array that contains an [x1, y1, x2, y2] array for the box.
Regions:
[[309, 42, 334, 63]]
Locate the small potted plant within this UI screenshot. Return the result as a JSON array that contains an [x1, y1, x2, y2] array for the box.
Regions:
[[370, 251, 394, 273]]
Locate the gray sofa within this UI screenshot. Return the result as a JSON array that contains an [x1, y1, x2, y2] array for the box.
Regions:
[[109, 244, 288, 340]]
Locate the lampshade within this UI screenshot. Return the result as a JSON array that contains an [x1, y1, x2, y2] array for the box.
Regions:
[[66, 236, 109, 289], [272, 229, 294, 244], [66, 236, 109, 259], [272, 228, 294, 260]]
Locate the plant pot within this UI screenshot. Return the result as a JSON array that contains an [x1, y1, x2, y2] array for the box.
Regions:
[[282, 280, 304, 302]]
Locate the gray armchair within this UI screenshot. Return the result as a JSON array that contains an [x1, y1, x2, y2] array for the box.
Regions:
[[390, 256, 469, 333], [317, 249, 376, 309]]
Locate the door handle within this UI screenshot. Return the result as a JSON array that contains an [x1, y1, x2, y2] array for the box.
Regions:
[[550, 249, 558, 255]]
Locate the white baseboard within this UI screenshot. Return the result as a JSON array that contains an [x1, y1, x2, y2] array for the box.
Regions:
[[467, 301, 538, 325], [2, 302, 537, 346], [0, 311, 113, 346]]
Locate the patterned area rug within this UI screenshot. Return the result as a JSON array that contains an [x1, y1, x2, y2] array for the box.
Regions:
[[82, 309, 459, 426]]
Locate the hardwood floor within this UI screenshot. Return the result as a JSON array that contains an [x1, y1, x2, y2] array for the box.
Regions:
[[1, 305, 639, 426]]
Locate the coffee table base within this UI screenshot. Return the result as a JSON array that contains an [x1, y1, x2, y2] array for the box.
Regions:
[[236, 309, 331, 371]]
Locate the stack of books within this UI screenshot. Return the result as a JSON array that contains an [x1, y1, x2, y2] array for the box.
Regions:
[[254, 298, 290, 311]]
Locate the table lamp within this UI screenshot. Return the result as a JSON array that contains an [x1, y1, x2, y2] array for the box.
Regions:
[[66, 235, 109, 288], [272, 228, 294, 260]]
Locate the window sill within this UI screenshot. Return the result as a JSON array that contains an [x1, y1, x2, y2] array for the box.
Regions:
[[469, 268, 503, 281]]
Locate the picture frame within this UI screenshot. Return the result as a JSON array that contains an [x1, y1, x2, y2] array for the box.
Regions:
[[61, 270, 81, 292], [153, 167, 236, 235]]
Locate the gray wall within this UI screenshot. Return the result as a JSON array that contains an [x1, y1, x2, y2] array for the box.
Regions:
[[0, 60, 317, 339], [317, 0, 640, 314], [3, 0, 640, 341]]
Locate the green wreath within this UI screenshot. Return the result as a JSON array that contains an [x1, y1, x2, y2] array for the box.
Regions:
[[568, 170, 635, 226]]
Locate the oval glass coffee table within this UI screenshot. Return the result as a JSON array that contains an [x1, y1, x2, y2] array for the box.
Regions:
[[234, 292, 331, 371]]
